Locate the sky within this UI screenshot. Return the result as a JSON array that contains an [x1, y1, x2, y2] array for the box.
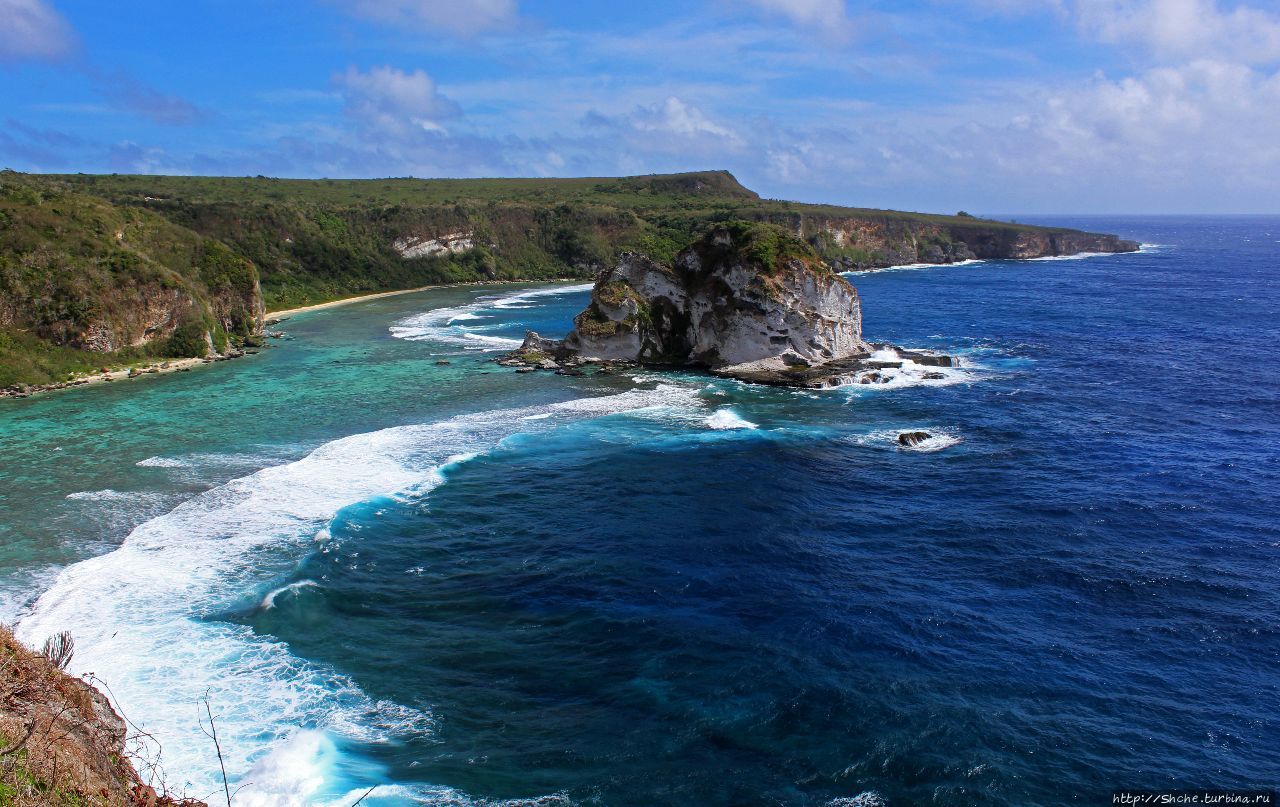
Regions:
[[2, 0, 1279, 213]]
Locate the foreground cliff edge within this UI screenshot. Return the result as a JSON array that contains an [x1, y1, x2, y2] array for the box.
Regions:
[[503, 221, 1134, 388], [3, 169, 1134, 392], [0, 627, 205, 807]]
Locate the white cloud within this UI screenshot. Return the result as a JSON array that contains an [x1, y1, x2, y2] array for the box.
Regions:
[[1076, 0, 1280, 64], [330, 0, 518, 36], [750, 58, 1280, 210], [0, 0, 74, 61], [336, 65, 461, 137], [1029, 59, 1280, 178], [741, 0, 849, 30], [983, 0, 1280, 64], [631, 97, 741, 143]]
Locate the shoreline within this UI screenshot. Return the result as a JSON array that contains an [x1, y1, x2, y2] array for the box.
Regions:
[[265, 277, 577, 320], [0, 352, 253, 400], [4, 278, 579, 401]]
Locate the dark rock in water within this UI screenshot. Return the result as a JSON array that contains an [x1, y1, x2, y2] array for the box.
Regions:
[[435, 360, 451, 365], [898, 431, 932, 447], [923, 371, 947, 380]]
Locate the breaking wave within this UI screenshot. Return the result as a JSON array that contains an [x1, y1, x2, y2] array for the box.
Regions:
[[17, 382, 701, 805], [705, 408, 759, 430], [389, 284, 593, 350]]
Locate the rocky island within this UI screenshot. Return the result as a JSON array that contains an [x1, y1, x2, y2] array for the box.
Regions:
[[503, 221, 1134, 388]]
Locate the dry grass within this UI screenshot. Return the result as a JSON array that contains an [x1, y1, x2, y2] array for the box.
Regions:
[[0, 626, 205, 807]]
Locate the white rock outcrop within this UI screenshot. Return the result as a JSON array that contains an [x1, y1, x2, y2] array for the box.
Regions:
[[563, 223, 869, 373], [393, 231, 475, 259]]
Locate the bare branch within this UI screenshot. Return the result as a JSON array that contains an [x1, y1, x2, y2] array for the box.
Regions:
[[199, 694, 233, 807], [0, 719, 37, 757]]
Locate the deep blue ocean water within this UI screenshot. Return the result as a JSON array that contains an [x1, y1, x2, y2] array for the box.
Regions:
[[2, 216, 1278, 806]]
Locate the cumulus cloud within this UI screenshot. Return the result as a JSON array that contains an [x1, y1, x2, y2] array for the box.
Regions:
[[1076, 0, 1280, 64], [749, 57, 1280, 210], [630, 97, 742, 143], [0, 0, 74, 61], [330, 0, 518, 36], [335, 65, 461, 137], [1027, 59, 1280, 180]]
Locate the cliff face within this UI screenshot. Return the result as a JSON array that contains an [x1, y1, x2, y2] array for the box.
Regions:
[[776, 215, 1138, 271], [0, 174, 265, 386], [563, 222, 868, 372], [0, 627, 204, 806], [949, 226, 1138, 261]]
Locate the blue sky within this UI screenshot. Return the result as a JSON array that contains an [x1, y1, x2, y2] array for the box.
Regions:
[[2, 0, 1279, 213]]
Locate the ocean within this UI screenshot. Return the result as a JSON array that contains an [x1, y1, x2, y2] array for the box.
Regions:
[[1, 216, 1277, 806]]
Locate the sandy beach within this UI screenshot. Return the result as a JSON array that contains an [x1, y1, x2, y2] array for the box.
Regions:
[[265, 278, 575, 320]]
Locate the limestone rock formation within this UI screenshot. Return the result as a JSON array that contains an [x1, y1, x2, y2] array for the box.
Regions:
[[563, 222, 870, 374]]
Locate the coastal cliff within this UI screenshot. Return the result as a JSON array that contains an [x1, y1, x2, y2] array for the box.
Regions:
[[3, 169, 1136, 388], [0, 173, 265, 389], [773, 213, 1137, 271], [0, 627, 204, 806], [36, 171, 1138, 311]]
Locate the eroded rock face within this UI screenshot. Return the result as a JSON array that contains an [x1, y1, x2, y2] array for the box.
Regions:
[[563, 223, 870, 373], [393, 231, 476, 259]]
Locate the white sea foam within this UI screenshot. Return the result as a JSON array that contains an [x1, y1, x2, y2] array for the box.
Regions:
[[838, 353, 976, 393], [137, 456, 189, 468], [259, 579, 320, 610], [845, 244, 1146, 276], [852, 258, 987, 274], [828, 793, 887, 807], [854, 428, 964, 452], [390, 284, 593, 351], [1025, 251, 1114, 262], [17, 382, 701, 805], [705, 408, 758, 430], [65, 488, 156, 502], [316, 785, 575, 807]]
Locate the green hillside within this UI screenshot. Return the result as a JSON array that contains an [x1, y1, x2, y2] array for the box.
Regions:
[[1, 169, 1130, 391]]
